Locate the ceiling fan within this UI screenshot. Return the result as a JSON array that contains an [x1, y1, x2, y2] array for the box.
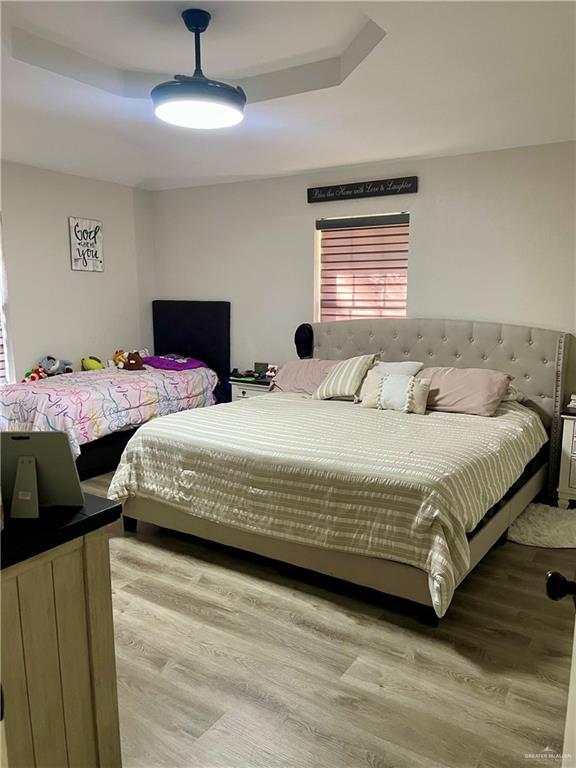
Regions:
[[151, 8, 246, 129]]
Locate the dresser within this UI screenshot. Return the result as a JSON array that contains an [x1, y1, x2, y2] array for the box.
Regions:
[[558, 414, 576, 508], [1, 495, 122, 767]]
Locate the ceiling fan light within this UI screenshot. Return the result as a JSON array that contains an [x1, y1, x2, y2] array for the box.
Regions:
[[151, 9, 247, 130], [151, 76, 246, 129], [154, 99, 244, 129]]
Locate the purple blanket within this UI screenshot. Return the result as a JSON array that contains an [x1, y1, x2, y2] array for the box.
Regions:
[[143, 354, 207, 371]]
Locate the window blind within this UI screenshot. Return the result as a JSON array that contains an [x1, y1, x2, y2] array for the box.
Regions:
[[0, 216, 7, 384], [0, 317, 6, 384], [317, 213, 409, 322]]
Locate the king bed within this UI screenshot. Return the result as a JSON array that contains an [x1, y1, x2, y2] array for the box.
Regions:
[[108, 318, 574, 620]]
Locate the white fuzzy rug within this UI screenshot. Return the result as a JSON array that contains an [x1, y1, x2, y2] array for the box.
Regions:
[[508, 503, 576, 548]]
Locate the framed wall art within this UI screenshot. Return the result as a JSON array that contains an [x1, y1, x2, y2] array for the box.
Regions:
[[69, 217, 104, 272]]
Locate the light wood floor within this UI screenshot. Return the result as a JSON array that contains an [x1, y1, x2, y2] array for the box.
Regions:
[[84, 473, 576, 768]]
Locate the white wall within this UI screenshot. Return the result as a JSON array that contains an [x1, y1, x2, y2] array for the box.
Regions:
[[1, 162, 149, 377], [132, 187, 156, 353], [3, 143, 574, 377], [152, 142, 576, 369]]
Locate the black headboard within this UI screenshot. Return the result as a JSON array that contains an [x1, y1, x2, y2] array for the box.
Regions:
[[152, 300, 231, 401]]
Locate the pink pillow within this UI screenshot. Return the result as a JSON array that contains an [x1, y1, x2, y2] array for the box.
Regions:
[[271, 359, 340, 395], [417, 367, 512, 417]]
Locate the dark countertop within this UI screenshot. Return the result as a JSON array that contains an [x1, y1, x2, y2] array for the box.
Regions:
[[1, 493, 121, 569]]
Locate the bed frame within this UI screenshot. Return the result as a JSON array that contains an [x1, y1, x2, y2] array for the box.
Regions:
[[76, 428, 137, 481], [122, 318, 574, 621]]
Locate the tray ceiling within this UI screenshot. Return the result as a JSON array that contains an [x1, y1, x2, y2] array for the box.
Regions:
[[2, 1, 574, 190]]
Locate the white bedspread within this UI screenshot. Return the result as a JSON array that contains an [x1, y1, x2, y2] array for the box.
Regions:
[[109, 394, 547, 616]]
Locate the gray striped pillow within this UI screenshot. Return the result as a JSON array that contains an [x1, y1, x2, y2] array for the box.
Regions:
[[312, 354, 375, 401]]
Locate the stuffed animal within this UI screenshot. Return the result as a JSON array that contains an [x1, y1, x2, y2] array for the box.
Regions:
[[114, 350, 144, 370], [39, 356, 73, 376], [123, 351, 144, 371], [81, 356, 104, 371], [22, 366, 47, 383]]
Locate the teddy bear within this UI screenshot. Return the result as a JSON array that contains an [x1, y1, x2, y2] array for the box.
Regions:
[[123, 351, 144, 371], [114, 350, 144, 370], [39, 356, 73, 376]]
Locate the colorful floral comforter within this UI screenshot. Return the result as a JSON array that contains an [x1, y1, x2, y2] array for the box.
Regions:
[[0, 366, 218, 457]]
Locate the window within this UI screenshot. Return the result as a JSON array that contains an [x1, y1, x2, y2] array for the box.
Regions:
[[0, 314, 6, 384], [316, 213, 409, 322], [0, 316, 6, 384], [0, 216, 8, 383]]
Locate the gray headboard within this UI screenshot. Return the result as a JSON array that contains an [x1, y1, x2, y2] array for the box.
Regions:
[[296, 318, 574, 496]]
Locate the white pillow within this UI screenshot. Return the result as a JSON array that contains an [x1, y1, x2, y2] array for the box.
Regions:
[[360, 372, 430, 414], [312, 354, 375, 401], [379, 374, 415, 411], [373, 361, 424, 376], [358, 360, 423, 402], [379, 374, 430, 414]]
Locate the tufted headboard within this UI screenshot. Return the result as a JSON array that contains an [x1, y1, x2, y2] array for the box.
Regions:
[[295, 318, 574, 497]]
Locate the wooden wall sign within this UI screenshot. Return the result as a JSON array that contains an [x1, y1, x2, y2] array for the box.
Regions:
[[69, 217, 104, 272], [307, 176, 418, 204]]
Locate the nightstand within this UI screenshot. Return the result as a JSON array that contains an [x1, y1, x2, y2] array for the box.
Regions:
[[231, 381, 271, 401], [557, 414, 576, 508]]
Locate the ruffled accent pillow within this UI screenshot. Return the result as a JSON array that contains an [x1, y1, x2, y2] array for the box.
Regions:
[[312, 354, 375, 401], [360, 371, 430, 414], [357, 360, 423, 402]]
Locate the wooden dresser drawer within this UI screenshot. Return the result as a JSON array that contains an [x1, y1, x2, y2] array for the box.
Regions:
[[231, 384, 269, 401], [558, 415, 576, 507], [569, 458, 576, 489], [233, 388, 257, 400]]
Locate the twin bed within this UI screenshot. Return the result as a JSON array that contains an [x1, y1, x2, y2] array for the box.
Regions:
[[0, 300, 231, 477], [0, 365, 218, 459], [108, 318, 574, 621]]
